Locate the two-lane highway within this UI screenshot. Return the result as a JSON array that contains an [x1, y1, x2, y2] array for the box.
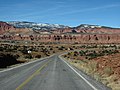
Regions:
[[0, 55, 110, 90]]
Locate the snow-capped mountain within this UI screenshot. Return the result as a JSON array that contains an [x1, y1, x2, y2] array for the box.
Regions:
[[7, 21, 69, 30], [75, 24, 116, 30], [6, 21, 118, 32], [75, 24, 102, 29]]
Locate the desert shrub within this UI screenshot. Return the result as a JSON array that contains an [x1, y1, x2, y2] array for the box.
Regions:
[[11, 46, 18, 50], [69, 47, 74, 50], [35, 55, 41, 58], [85, 56, 88, 59], [13, 54, 20, 59], [104, 67, 113, 76], [50, 48, 53, 50], [63, 55, 67, 58], [53, 51, 55, 53], [21, 49, 28, 54], [45, 53, 50, 56], [87, 51, 98, 59], [88, 61, 98, 72], [101, 45, 109, 48], [74, 51, 79, 56], [41, 48, 48, 53], [0, 47, 4, 51], [80, 45, 86, 48], [68, 52, 71, 55], [58, 46, 65, 50], [74, 61, 77, 63], [25, 54, 32, 59], [79, 50, 86, 56], [0, 54, 19, 68], [101, 49, 119, 55], [68, 52, 74, 56]]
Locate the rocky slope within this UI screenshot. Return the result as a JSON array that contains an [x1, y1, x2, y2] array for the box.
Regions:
[[7, 21, 69, 30], [0, 21, 32, 35], [0, 21, 15, 34], [74, 24, 120, 34], [0, 21, 120, 44]]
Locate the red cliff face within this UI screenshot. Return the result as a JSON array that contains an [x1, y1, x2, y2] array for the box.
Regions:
[[0, 22, 32, 35], [0, 34, 120, 44], [0, 22, 15, 34], [0, 21, 120, 44], [76, 28, 120, 34]]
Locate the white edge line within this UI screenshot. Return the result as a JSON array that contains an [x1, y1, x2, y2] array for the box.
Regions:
[[0, 54, 54, 73], [59, 55, 98, 90]]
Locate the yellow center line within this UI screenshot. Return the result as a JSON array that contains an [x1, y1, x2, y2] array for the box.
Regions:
[[16, 60, 51, 90]]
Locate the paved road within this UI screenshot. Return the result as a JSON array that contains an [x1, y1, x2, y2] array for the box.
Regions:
[[0, 55, 111, 90]]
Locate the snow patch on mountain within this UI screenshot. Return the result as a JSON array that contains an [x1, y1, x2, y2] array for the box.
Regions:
[[7, 21, 69, 30], [78, 24, 102, 29]]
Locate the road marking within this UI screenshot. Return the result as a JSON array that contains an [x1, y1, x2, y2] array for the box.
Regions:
[[59, 56, 98, 90], [16, 60, 51, 90]]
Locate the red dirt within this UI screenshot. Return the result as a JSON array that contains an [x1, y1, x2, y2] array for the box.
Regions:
[[93, 53, 120, 78], [0, 21, 120, 44]]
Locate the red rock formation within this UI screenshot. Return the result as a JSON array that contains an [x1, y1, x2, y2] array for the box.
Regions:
[[0, 21, 120, 44], [0, 22, 15, 34], [0, 21, 32, 35], [1, 34, 119, 44]]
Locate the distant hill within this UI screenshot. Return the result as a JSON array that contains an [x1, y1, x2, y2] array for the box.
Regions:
[[7, 21, 69, 30], [0, 21, 120, 44]]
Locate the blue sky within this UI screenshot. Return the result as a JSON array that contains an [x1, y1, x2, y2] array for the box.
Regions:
[[0, 0, 120, 27]]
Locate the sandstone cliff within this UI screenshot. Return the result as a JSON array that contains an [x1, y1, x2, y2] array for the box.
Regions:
[[0, 21, 120, 44]]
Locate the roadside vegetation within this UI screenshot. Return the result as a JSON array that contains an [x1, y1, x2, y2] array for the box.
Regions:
[[0, 41, 119, 68], [63, 45, 120, 90], [1, 40, 120, 90], [0, 41, 74, 68], [0, 53, 21, 68]]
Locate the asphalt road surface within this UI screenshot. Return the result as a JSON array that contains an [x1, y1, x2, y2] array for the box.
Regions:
[[0, 55, 111, 90]]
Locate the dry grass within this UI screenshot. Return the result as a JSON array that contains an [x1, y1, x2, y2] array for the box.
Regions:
[[63, 57, 120, 90], [102, 75, 120, 90]]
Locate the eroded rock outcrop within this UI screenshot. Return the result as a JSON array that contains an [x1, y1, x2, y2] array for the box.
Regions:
[[0, 21, 32, 35], [0, 21, 120, 44]]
